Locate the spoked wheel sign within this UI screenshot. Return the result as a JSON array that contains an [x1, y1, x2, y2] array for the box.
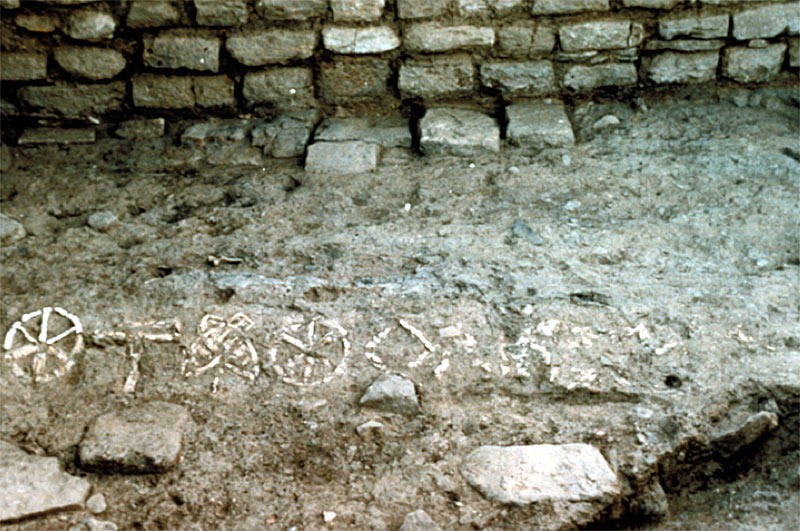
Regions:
[[3, 307, 83, 383]]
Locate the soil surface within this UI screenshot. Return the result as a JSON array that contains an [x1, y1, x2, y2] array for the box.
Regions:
[[1, 87, 799, 530]]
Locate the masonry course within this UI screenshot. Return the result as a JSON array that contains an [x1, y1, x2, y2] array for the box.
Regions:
[[0, 0, 796, 167]]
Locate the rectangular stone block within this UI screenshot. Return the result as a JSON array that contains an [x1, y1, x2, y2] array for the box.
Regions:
[[458, 0, 526, 17], [533, 0, 609, 15], [65, 9, 116, 41], [243, 68, 315, 109], [480, 61, 556, 97], [733, 3, 800, 40], [194, 0, 248, 26], [420, 107, 500, 156], [331, 0, 384, 22], [306, 141, 380, 174], [193, 75, 235, 107], [562, 63, 637, 92], [723, 43, 787, 83], [17, 128, 96, 145], [116, 118, 166, 139], [320, 58, 391, 103], [226, 30, 316, 66], [644, 51, 719, 84], [397, 0, 449, 19], [659, 13, 729, 39], [15, 12, 59, 33], [646, 39, 725, 52], [143, 31, 220, 72], [133, 74, 195, 108], [19, 82, 126, 117], [315, 116, 412, 148], [622, 0, 679, 7], [560, 20, 631, 51], [0, 52, 47, 81], [498, 24, 533, 57], [322, 26, 401, 54], [399, 55, 475, 100], [506, 101, 575, 148], [255, 0, 327, 20], [405, 23, 495, 53], [126, 0, 180, 28], [252, 111, 317, 158], [54, 46, 126, 80], [790, 38, 800, 68]]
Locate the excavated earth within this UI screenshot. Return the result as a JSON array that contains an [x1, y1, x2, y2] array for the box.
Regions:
[[1, 87, 799, 530]]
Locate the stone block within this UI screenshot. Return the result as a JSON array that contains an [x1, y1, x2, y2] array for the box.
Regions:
[[397, 0, 449, 19], [252, 111, 317, 158], [723, 43, 787, 83], [405, 23, 495, 53], [533, 0, 609, 15], [790, 38, 800, 67], [320, 58, 390, 103], [0, 441, 91, 523], [78, 402, 191, 474], [65, 9, 115, 41], [498, 24, 533, 57], [562, 63, 637, 92], [194, 0, 248, 26], [116, 118, 166, 139], [646, 39, 725, 52], [226, 30, 316, 66], [126, 0, 180, 28], [399, 55, 475, 100], [143, 31, 221, 72], [331, 0, 384, 22], [15, 13, 59, 33], [54, 46, 126, 80], [659, 13, 729, 39], [17, 128, 96, 145], [322, 26, 401, 54], [458, 0, 525, 17], [461, 444, 620, 526], [506, 101, 575, 148], [733, 3, 800, 40], [622, 0, 679, 6], [193, 75, 235, 107], [19, 82, 126, 117], [420, 108, 500, 156], [315, 116, 412, 148], [644, 51, 719, 84], [255, 0, 327, 20], [0, 52, 47, 81], [182, 120, 264, 165], [480, 61, 556, 97], [0, 0, 20, 8], [560, 20, 631, 51], [133, 74, 195, 108], [243, 68, 315, 109], [306, 141, 380, 174]]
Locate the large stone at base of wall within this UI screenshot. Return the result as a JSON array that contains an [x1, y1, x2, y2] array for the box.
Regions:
[[723, 44, 787, 83], [562, 63, 637, 92], [420, 108, 500, 157], [480, 61, 557, 97], [252, 111, 318, 158], [305, 141, 380, 174], [315, 116, 411, 148], [506, 102, 575, 149], [18, 82, 126, 118], [644, 51, 720, 84]]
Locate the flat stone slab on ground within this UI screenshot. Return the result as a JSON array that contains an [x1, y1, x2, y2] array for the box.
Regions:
[[315, 116, 412, 148], [506, 102, 575, 149], [305, 140, 380, 174], [78, 401, 191, 474], [360, 374, 420, 414], [17, 128, 96, 145], [0, 440, 91, 523], [420, 108, 500, 156], [461, 443, 621, 506]]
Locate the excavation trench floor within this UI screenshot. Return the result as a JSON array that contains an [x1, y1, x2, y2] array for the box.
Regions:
[[1, 92, 799, 529]]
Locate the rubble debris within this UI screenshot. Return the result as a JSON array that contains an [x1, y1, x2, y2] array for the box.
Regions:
[[78, 401, 191, 474], [359, 374, 420, 414], [400, 509, 442, 531], [0, 213, 26, 245], [0, 440, 91, 523]]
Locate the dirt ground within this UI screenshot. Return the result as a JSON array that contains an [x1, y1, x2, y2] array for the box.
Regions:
[[1, 86, 799, 530]]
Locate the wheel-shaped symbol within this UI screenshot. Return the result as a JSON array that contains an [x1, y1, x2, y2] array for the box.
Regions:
[[3, 307, 83, 383]]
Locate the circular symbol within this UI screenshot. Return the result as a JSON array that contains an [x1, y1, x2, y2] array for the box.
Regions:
[[183, 313, 261, 387], [3, 307, 83, 383], [264, 316, 350, 387]]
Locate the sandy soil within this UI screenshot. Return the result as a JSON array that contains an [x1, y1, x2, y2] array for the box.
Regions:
[[1, 87, 799, 530]]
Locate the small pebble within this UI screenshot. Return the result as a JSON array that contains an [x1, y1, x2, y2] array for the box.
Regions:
[[86, 493, 107, 514], [87, 211, 119, 232], [593, 114, 621, 131], [564, 200, 581, 211]]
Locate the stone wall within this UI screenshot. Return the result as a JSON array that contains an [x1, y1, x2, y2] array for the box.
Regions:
[[0, 0, 798, 166]]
